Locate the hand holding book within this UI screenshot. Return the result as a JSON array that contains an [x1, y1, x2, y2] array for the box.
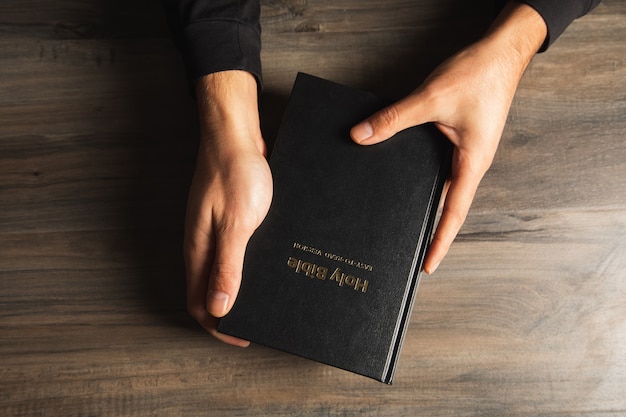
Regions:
[[351, 2, 547, 275], [183, 3, 547, 350], [184, 70, 271, 347]]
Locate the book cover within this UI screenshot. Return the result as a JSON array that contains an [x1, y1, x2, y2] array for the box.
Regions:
[[218, 73, 451, 383]]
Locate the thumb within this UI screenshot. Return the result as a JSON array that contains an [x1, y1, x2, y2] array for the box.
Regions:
[[206, 228, 251, 318], [351, 90, 434, 145]]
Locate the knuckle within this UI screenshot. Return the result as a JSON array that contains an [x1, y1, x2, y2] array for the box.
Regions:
[[210, 262, 240, 291], [212, 262, 238, 279], [444, 207, 468, 232], [374, 106, 401, 132]]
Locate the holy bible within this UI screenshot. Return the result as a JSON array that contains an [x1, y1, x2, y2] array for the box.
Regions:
[[218, 73, 451, 383]]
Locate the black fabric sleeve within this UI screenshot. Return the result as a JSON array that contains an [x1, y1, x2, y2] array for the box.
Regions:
[[163, 0, 262, 87], [496, 0, 602, 51], [164, 0, 601, 87]]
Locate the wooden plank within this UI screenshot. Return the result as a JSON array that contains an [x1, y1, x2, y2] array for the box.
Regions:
[[0, 0, 625, 416], [0, 0, 169, 40]]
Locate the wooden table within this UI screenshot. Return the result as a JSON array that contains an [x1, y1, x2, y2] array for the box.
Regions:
[[1, 1, 625, 416]]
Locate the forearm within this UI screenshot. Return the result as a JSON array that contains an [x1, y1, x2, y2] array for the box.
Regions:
[[496, 0, 601, 51], [484, 2, 547, 80], [194, 70, 265, 156]]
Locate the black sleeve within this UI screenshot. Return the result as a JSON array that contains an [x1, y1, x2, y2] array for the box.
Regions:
[[496, 0, 602, 51], [163, 0, 262, 87], [164, 0, 601, 87]]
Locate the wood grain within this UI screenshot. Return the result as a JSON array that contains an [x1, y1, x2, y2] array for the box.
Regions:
[[1, 0, 625, 416]]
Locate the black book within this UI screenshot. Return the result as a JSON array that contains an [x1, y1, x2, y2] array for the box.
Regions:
[[218, 73, 451, 383]]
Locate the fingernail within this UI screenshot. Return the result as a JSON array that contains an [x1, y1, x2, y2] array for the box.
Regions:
[[208, 291, 229, 317], [352, 121, 373, 143]]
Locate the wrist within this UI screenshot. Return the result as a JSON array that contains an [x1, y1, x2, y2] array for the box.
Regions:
[[195, 70, 265, 155], [483, 2, 547, 76]]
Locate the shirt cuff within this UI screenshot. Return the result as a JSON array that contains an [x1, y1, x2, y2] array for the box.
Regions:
[[180, 19, 262, 89], [514, 0, 600, 52]]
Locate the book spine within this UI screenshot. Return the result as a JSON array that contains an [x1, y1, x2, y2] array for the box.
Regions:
[[382, 138, 452, 384]]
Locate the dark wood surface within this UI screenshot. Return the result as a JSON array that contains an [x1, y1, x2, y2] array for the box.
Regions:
[[1, 1, 625, 416]]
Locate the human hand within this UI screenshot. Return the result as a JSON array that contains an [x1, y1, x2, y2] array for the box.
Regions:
[[184, 71, 272, 346], [350, 2, 547, 274]]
